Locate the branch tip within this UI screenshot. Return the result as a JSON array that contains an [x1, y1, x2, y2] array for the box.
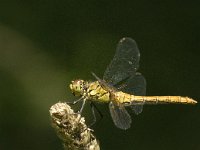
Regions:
[[50, 102, 100, 150]]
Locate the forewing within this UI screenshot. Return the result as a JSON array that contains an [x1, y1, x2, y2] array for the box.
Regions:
[[103, 37, 140, 85], [121, 73, 146, 115], [109, 102, 132, 130]]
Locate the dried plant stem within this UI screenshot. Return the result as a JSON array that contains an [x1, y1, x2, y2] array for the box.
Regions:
[[50, 102, 100, 150]]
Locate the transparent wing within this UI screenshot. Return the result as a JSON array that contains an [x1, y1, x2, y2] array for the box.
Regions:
[[130, 105, 143, 115], [120, 73, 146, 96], [103, 37, 140, 85], [109, 102, 132, 130], [121, 73, 146, 115]]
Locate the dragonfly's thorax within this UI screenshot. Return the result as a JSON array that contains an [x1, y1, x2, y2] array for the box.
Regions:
[[86, 81, 110, 103], [70, 80, 110, 103]]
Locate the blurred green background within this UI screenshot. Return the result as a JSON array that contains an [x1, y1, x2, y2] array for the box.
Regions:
[[0, 1, 199, 150]]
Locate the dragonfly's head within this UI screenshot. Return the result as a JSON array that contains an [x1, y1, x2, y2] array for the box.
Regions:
[[69, 80, 87, 96]]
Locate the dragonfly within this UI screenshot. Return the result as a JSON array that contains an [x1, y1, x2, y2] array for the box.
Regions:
[[69, 37, 197, 130]]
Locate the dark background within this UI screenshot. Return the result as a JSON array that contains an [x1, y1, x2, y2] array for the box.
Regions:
[[0, 1, 199, 150]]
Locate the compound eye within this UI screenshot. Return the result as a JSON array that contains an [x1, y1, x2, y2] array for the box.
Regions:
[[78, 80, 84, 86]]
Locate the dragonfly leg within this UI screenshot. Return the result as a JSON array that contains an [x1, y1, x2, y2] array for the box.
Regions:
[[66, 97, 86, 115], [89, 102, 103, 127], [78, 98, 86, 114], [89, 103, 97, 127], [92, 103, 103, 119], [66, 96, 84, 105]]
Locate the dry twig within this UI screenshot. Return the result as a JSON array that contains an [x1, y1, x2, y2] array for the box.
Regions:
[[50, 102, 100, 150]]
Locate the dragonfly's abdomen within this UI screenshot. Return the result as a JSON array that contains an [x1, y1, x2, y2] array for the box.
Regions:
[[131, 95, 197, 105], [87, 81, 110, 103], [114, 91, 197, 105]]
